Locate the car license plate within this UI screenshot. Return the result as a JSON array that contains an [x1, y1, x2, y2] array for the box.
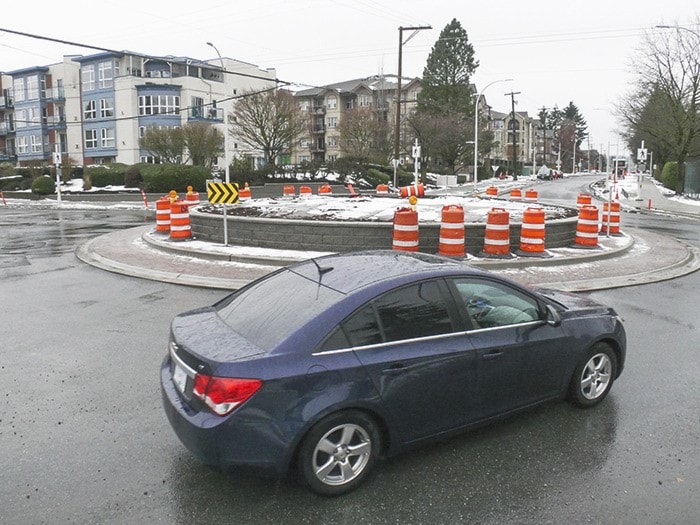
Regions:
[[173, 364, 188, 394]]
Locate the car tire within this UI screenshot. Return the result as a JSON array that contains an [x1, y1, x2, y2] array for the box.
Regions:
[[569, 342, 617, 408], [297, 410, 381, 496]]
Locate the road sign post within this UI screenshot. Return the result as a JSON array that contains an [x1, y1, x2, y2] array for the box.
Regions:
[[207, 181, 239, 245]]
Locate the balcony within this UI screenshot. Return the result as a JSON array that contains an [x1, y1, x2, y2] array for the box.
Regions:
[[188, 106, 223, 121], [0, 94, 14, 109], [45, 115, 67, 129], [0, 121, 15, 135], [312, 106, 325, 115], [44, 86, 65, 101]]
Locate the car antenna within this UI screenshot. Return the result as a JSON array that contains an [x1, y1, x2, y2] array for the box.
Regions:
[[310, 258, 333, 281]]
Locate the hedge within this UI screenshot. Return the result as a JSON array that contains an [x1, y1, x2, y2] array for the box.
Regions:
[[141, 164, 212, 194], [31, 175, 56, 194]]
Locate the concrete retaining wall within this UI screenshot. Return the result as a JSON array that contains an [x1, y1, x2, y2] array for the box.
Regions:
[[190, 210, 579, 255]]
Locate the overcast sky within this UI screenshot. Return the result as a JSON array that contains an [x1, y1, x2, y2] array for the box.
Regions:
[[1, 1, 698, 155]]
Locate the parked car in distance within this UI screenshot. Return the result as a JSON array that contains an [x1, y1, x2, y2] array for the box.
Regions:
[[161, 250, 626, 496]]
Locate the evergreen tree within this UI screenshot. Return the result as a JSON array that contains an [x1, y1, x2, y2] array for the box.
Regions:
[[412, 19, 479, 173], [417, 19, 479, 117]]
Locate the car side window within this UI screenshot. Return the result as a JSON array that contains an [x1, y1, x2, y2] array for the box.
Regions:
[[451, 278, 541, 329], [373, 280, 454, 343], [321, 280, 456, 351]]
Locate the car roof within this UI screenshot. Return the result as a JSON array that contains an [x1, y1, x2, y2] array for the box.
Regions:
[[285, 250, 479, 294]]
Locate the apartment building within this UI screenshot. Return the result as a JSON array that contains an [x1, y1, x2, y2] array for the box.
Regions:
[[291, 75, 421, 165], [1, 51, 277, 168], [488, 110, 541, 171]]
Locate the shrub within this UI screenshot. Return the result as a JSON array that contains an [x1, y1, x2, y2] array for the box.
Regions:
[[31, 175, 56, 195], [86, 165, 129, 187], [124, 164, 144, 188], [141, 164, 211, 194], [661, 162, 680, 193]]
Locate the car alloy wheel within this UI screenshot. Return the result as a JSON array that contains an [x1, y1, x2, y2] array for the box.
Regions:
[[298, 410, 380, 496], [570, 343, 617, 407]]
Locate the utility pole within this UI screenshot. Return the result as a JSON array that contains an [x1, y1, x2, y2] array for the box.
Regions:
[[505, 91, 521, 179], [539, 106, 548, 168], [393, 25, 431, 168]]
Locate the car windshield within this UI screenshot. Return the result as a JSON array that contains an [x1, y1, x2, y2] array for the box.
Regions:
[[215, 269, 345, 351]]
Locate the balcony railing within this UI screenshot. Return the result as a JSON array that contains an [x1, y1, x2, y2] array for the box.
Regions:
[[43, 87, 65, 100], [0, 94, 14, 108], [0, 121, 15, 135], [188, 106, 223, 121]]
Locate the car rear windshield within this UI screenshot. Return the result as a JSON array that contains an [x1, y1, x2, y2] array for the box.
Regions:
[[215, 269, 345, 351]]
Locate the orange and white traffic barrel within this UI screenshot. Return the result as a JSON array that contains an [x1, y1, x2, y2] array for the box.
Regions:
[[392, 207, 419, 252], [574, 205, 600, 248], [283, 185, 295, 198], [299, 186, 312, 198], [185, 186, 200, 207], [376, 184, 389, 194], [169, 200, 192, 240], [600, 201, 621, 235], [318, 184, 332, 195], [156, 197, 171, 232], [576, 193, 592, 208], [482, 207, 511, 257], [518, 207, 547, 255], [524, 189, 538, 203], [509, 188, 522, 201], [438, 205, 465, 257], [399, 183, 425, 198], [485, 186, 498, 197], [239, 182, 252, 201]]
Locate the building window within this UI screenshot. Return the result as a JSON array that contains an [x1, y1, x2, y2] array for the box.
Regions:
[[84, 100, 97, 120], [190, 96, 204, 118], [327, 117, 337, 129], [82, 66, 95, 91], [359, 95, 370, 107], [16, 135, 28, 153], [15, 109, 26, 128], [100, 99, 114, 118], [30, 134, 42, 153], [101, 128, 115, 148], [300, 139, 310, 148], [327, 96, 337, 109], [327, 136, 337, 147], [13, 78, 25, 102], [28, 108, 40, 126], [138, 94, 180, 116], [138, 126, 147, 138], [346, 99, 354, 109], [299, 101, 309, 111], [27, 76, 39, 100], [98, 62, 113, 89], [85, 129, 97, 149]]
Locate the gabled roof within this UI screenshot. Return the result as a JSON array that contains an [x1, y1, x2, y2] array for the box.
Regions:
[[294, 74, 419, 98]]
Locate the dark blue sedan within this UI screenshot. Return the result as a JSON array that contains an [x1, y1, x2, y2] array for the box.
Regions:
[[161, 250, 626, 495]]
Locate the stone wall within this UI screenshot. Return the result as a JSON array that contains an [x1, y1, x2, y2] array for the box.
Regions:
[[190, 209, 579, 255]]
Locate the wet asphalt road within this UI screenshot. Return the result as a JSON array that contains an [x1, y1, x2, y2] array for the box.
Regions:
[[0, 202, 698, 524]]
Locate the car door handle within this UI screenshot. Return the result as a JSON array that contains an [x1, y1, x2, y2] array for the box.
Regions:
[[381, 364, 407, 375], [482, 350, 504, 360]]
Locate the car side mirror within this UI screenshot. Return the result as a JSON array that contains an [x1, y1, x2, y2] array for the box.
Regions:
[[544, 305, 562, 327]]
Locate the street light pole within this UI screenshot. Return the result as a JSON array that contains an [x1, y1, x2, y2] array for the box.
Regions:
[[393, 25, 431, 171], [207, 41, 230, 245], [473, 78, 512, 190]]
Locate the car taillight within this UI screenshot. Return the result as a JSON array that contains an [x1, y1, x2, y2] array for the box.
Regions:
[[192, 374, 262, 416]]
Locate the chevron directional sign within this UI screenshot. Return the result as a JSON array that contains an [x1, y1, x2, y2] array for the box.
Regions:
[[207, 181, 239, 204]]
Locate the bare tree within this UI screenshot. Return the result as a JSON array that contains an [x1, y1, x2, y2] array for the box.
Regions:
[[617, 20, 700, 191], [230, 89, 308, 169], [139, 126, 185, 163], [338, 107, 391, 162], [140, 123, 222, 168], [182, 122, 223, 169]]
